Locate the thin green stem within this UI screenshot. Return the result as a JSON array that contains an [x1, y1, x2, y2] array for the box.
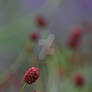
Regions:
[[20, 83, 27, 92]]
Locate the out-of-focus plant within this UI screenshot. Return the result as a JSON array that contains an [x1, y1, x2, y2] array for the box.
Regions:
[[0, 13, 92, 92]]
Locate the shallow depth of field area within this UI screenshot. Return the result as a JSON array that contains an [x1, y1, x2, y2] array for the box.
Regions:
[[0, 0, 92, 92]]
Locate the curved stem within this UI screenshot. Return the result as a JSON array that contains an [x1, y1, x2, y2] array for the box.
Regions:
[[20, 83, 27, 92]]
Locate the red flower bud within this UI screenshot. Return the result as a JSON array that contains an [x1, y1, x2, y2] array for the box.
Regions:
[[29, 32, 39, 41], [36, 15, 47, 28], [68, 27, 82, 49], [74, 74, 85, 87], [24, 67, 40, 84]]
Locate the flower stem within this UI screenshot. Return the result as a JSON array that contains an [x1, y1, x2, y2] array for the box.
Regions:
[[20, 83, 27, 92]]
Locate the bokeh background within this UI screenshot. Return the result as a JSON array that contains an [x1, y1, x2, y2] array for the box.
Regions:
[[0, 0, 92, 92]]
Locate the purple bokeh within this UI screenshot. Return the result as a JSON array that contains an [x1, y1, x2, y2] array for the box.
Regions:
[[22, 0, 46, 11]]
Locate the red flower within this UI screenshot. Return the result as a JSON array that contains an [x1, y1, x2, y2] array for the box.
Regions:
[[74, 74, 85, 87], [24, 67, 40, 84], [29, 32, 39, 41], [68, 27, 82, 49], [36, 15, 47, 28]]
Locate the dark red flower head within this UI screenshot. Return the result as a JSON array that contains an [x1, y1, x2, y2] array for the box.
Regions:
[[36, 15, 47, 28], [74, 74, 85, 87], [68, 27, 82, 49], [24, 67, 40, 84], [29, 32, 39, 41]]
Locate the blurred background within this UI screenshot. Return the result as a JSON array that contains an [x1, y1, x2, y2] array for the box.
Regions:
[[0, 0, 92, 92]]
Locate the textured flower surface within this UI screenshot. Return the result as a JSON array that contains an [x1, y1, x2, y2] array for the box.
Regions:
[[74, 74, 85, 87], [24, 67, 40, 84]]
